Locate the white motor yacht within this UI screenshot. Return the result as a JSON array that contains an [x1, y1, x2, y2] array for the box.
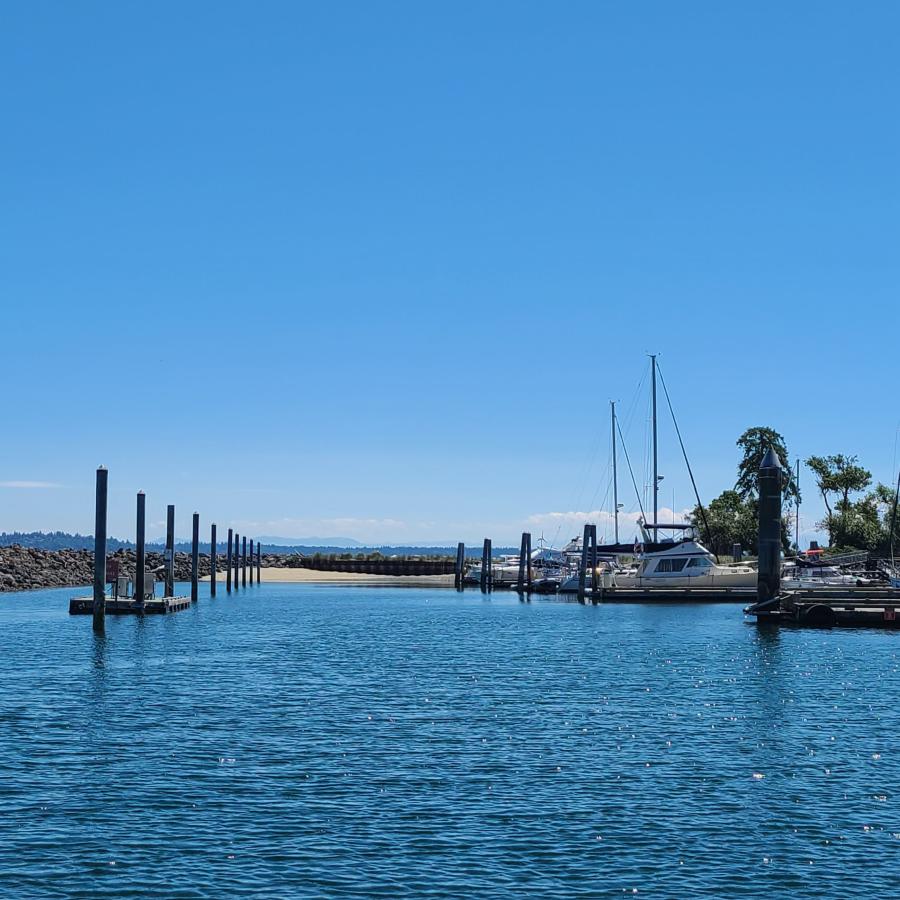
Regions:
[[604, 523, 757, 589], [611, 539, 757, 589]]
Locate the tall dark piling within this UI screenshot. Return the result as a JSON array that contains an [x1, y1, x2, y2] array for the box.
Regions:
[[454, 542, 465, 590], [135, 491, 146, 610], [480, 539, 492, 593], [757, 448, 783, 605], [210, 524, 217, 597], [191, 513, 200, 602], [256, 543, 261, 582], [249, 539, 254, 585], [578, 523, 590, 601], [165, 504, 175, 597], [92, 466, 108, 633], [517, 532, 532, 593], [578, 523, 598, 603], [226, 528, 233, 592], [233, 533, 239, 590], [242, 536, 247, 587]]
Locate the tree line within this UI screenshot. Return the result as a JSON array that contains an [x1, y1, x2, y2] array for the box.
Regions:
[[688, 427, 898, 557]]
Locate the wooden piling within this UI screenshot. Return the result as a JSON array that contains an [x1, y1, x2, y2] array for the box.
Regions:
[[480, 539, 492, 593], [242, 536, 247, 587], [210, 523, 217, 597], [589, 524, 599, 601], [226, 528, 233, 592], [191, 513, 200, 602], [135, 491, 146, 611], [757, 449, 783, 605], [256, 542, 261, 582], [249, 539, 254, 585], [233, 532, 239, 590], [92, 467, 108, 633], [165, 504, 175, 598], [517, 532, 532, 593], [454, 542, 465, 590]]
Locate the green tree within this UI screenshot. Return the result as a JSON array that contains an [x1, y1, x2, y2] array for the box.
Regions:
[[828, 498, 877, 551], [736, 427, 799, 505], [688, 490, 757, 555], [806, 454, 872, 545], [815, 484, 897, 554]]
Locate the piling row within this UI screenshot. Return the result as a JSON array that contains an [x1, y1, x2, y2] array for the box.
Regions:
[[84, 467, 264, 630]]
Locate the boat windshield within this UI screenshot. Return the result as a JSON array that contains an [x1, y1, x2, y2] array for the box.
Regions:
[[655, 558, 689, 572]]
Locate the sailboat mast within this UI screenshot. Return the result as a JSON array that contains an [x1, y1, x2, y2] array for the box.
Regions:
[[611, 400, 619, 544], [890, 469, 900, 566], [651, 354, 658, 542], [795, 458, 801, 550]]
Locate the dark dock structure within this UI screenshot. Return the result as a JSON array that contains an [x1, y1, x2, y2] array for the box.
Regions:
[[746, 449, 900, 628], [70, 467, 262, 621], [69, 594, 193, 615]]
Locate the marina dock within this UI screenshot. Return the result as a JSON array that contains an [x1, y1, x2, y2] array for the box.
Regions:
[[748, 591, 900, 628], [69, 594, 192, 615]]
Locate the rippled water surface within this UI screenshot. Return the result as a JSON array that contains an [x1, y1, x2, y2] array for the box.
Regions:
[[2, 584, 900, 897]]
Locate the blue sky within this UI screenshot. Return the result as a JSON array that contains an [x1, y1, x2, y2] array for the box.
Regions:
[[1, 1, 898, 546]]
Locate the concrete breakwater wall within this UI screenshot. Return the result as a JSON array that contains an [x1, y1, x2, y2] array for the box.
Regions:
[[300, 557, 455, 576], [0, 546, 290, 593]]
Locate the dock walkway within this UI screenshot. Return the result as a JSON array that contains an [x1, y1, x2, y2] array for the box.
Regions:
[[69, 595, 192, 615], [747, 587, 900, 628]]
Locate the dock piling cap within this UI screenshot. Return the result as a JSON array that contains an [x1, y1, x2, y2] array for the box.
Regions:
[[760, 447, 783, 471]]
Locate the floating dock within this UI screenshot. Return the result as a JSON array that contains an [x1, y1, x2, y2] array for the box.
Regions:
[[489, 582, 758, 601], [69, 595, 192, 615], [747, 589, 900, 628], [584, 587, 756, 602]]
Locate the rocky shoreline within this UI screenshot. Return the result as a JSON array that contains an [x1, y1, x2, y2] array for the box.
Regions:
[[0, 546, 292, 593]]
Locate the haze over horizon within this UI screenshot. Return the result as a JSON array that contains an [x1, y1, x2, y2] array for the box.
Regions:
[[2, 2, 898, 548]]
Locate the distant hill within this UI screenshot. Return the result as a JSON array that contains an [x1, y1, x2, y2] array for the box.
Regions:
[[0, 531, 515, 556], [255, 535, 362, 547], [0, 531, 133, 551]]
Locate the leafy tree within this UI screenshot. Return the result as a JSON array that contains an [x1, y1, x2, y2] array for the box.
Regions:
[[846, 482, 898, 555], [689, 490, 795, 556], [736, 427, 799, 505], [806, 454, 872, 545], [688, 490, 757, 555], [691, 426, 800, 556]]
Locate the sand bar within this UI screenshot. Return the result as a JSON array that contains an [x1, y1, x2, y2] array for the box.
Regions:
[[202, 568, 455, 588]]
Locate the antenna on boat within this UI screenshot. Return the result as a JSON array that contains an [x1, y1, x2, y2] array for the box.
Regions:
[[611, 400, 619, 544], [889, 469, 900, 567], [650, 354, 659, 543]]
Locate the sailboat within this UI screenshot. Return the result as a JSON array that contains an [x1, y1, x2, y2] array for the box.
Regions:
[[604, 356, 757, 591]]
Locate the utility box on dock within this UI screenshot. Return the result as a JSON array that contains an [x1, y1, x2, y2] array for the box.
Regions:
[[138, 571, 156, 602]]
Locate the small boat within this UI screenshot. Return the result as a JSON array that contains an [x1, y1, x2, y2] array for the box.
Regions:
[[781, 562, 873, 590], [466, 546, 569, 586]]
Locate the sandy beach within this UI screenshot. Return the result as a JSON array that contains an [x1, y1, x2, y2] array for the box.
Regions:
[[202, 568, 456, 588]]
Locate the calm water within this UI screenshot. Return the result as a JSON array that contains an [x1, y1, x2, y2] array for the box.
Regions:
[[1, 584, 899, 898]]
